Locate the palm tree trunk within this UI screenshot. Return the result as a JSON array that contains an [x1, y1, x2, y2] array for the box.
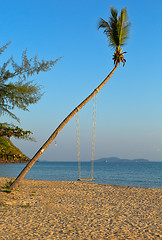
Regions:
[[9, 63, 118, 190]]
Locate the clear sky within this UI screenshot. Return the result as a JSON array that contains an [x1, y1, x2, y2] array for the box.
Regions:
[[1, 0, 162, 162]]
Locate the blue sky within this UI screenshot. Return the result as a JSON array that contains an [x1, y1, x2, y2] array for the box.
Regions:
[[1, 0, 162, 162]]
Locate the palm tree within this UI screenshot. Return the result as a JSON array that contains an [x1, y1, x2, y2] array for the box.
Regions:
[[9, 7, 131, 190], [98, 7, 130, 67]]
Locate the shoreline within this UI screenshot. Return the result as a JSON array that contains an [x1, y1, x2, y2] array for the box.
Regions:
[[0, 160, 29, 164], [0, 177, 161, 239]]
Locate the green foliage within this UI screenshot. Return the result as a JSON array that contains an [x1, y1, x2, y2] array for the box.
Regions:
[[0, 136, 29, 163], [1, 178, 15, 193], [0, 41, 60, 161], [98, 7, 130, 66], [0, 122, 34, 140], [0, 41, 61, 122], [98, 7, 131, 49]]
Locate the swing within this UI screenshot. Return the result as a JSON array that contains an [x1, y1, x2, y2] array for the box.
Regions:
[[76, 94, 97, 181]]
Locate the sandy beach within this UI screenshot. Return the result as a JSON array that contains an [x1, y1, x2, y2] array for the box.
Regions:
[[0, 177, 161, 239]]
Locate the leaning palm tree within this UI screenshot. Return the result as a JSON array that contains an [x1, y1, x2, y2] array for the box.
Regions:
[[9, 7, 131, 190]]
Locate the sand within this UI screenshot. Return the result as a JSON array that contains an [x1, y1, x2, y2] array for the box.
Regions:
[[0, 177, 161, 240]]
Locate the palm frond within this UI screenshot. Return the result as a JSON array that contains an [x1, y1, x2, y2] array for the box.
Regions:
[[98, 18, 110, 36], [109, 7, 119, 47], [117, 8, 131, 46], [98, 7, 130, 49]]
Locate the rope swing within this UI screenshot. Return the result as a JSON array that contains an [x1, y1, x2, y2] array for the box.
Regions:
[[91, 94, 97, 179], [76, 94, 97, 181], [76, 112, 81, 179]]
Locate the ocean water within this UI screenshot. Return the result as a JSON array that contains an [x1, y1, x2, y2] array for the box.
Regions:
[[0, 161, 161, 189]]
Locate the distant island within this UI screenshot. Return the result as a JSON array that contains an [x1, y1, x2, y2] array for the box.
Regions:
[[95, 157, 150, 163]]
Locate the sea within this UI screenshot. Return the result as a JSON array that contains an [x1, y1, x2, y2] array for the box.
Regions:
[[0, 161, 161, 189]]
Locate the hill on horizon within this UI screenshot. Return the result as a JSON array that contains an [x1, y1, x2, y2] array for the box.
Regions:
[[95, 157, 150, 163]]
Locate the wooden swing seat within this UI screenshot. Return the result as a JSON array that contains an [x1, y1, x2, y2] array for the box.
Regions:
[[77, 178, 94, 181]]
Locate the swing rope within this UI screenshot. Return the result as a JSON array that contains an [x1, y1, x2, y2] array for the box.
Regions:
[[76, 112, 81, 179], [76, 94, 97, 181], [91, 94, 97, 179]]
